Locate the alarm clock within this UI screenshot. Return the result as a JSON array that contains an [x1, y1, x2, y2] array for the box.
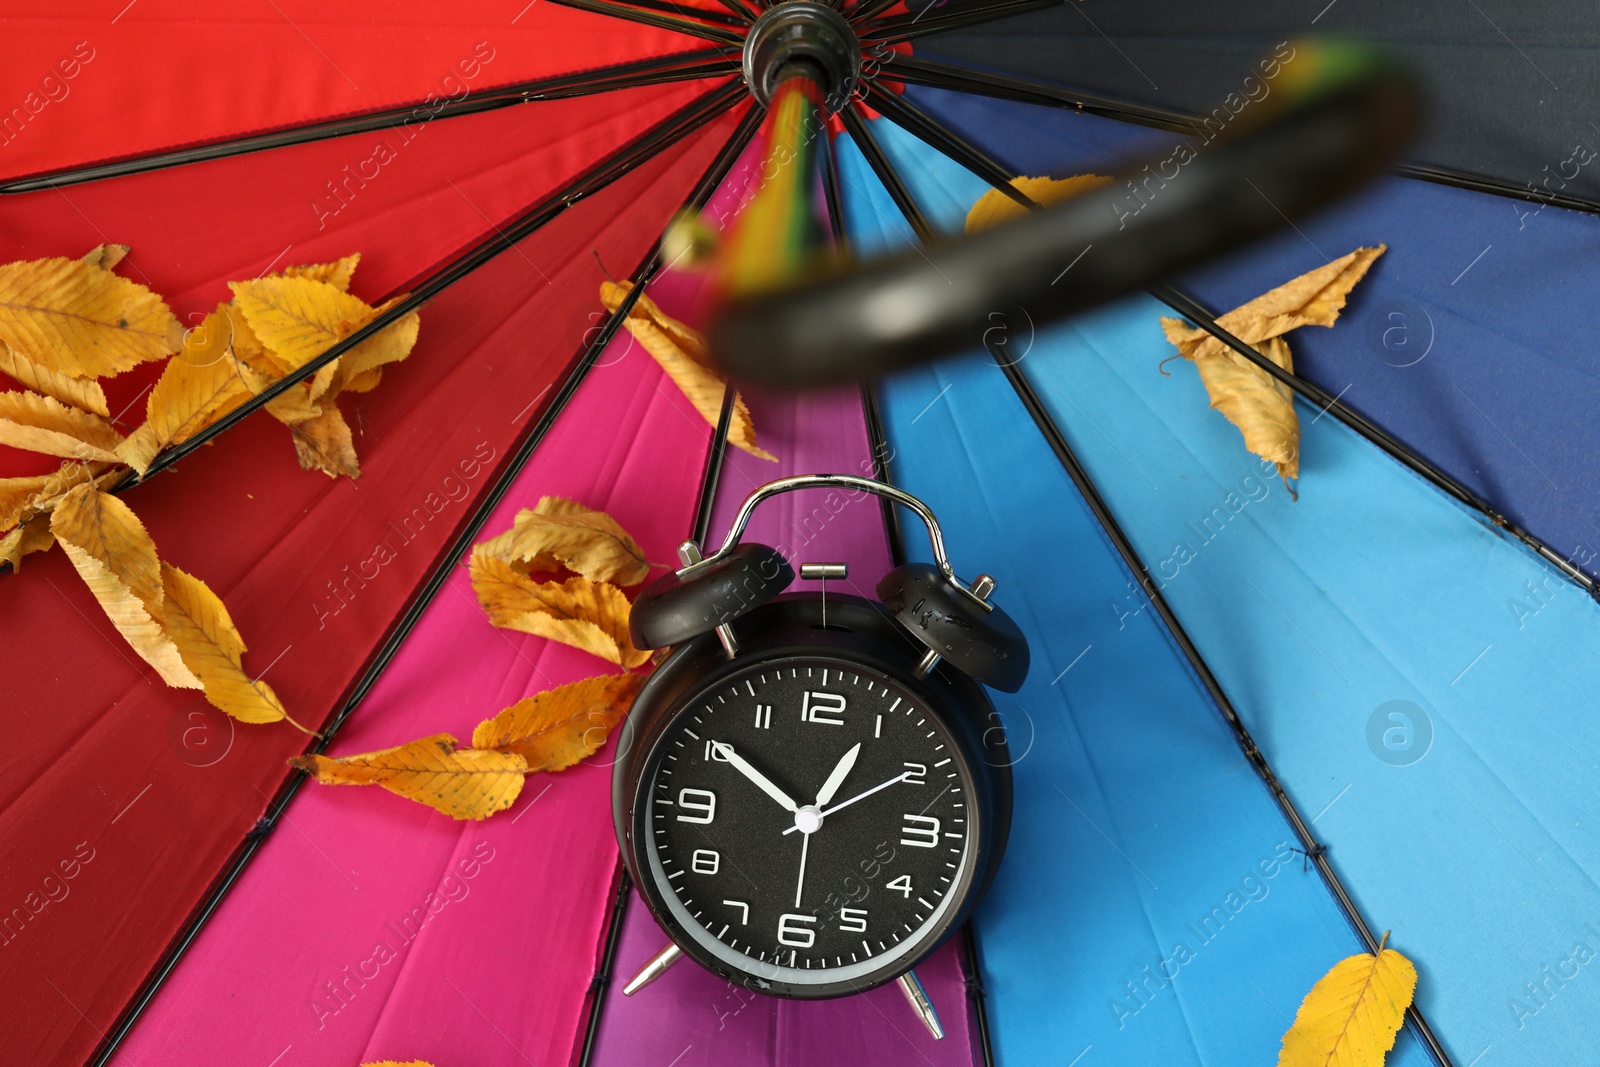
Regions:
[[611, 474, 1028, 1036]]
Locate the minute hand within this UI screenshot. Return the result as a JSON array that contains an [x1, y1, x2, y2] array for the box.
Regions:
[[713, 742, 798, 813], [783, 771, 911, 834]]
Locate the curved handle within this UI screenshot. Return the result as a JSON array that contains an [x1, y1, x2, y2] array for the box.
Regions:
[[709, 43, 1420, 387], [689, 474, 992, 610]]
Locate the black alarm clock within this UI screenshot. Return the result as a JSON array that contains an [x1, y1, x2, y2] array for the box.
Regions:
[[612, 474, 1028, 1037]]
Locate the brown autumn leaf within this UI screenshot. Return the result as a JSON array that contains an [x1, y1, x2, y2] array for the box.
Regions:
[[0, 256, 181, 378], [601, 280, 776, 462], [291, 734, 527, 821], [117, 308, 256, 474], [965, 174, 1114, 231], [290, 406, 361, 479], [0, 520, 55, 569], [160, 563, 293, 726], [470, 555, 649, 668], [1160, 245, 1386, 483], [472, 673, 645, 772], [0, 390, 124, 462], [472, 496, 651, 585], [0, 343, 109, 416]]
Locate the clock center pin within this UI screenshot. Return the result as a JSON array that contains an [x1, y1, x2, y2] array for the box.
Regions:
[[793, 805, 823, 834]]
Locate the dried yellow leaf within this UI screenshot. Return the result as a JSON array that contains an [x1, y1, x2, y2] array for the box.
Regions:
[[0, 463, 114, 529], [472, 673, 645, 771], [1277, 939, 1417, 1067], [0, 343, 109, 416], [291, 734, 526, 821], [473, 496, 651, 585], [327, 297, 418, 395], [228, 356, 324, 425], [160, 563, 288, 725], [601, 281, 775, 461], [341, 367, 384, 393], [0, 390, 124, 462], [229, 274, 374, 370], [290, 406, 361, 479], [1160, 246, 1385, 483], [50, 484, 162, 615], [470, 555, 649, 668], [116, 309, 255, 474], [0, 256, 180, 378], [965, 174, 1113, 232], [281, 253, 361, 292], [52, 531, 201, 689], [81, 244, 131, 272], [0, 521, 54, 569]]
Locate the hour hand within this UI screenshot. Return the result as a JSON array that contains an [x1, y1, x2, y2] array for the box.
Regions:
[[713, 742, 798, 813], [815, 742, 861, 808]]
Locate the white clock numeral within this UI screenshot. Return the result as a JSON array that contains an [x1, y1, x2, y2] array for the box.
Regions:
[[676, 788, 717, 824], [886, 874, 913, 898], [801, 691, 846, 725], [691, 849, 720, 875], [754, 704, 772, 729], [705, 740, 731, 762], [722, 899, 749, 925], [777, 912, 817, 947], [838, 907, 868, 933], [902, 761, 927, 785], [900, 813, 940, 848]]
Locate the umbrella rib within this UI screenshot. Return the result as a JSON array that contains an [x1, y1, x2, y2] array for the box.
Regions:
[[864, 90, 1599, 596], [1149, 283, 1598, 596], [821, 124, 997, 1063], [846, 0, 907, 23], [819, 125, 912, 560], [606, 0, 750, 26], [860, 0, 1061, 44], [576, 113, 762, 1067], [0, 50, 742, 193], [86, 100, 766, 1067], [843, 115, 1456, 1064], [544, 0, 746, 45], [838, 104, 936, 243], [878, 52, 1199, 133], [878, 53, 1600, 217], [118, 78, 747, 484], [993, 355, 1459, 1067]]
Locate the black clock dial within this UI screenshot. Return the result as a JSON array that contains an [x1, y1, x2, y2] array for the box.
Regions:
[[639, 655, 976, 986]]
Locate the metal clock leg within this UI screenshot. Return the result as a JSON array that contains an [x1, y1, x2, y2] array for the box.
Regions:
[[896, 969, 945, 1040], [622, 942, 684, 996]]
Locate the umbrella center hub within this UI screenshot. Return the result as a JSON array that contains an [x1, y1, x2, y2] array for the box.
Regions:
[[743, 1, 862, 110]]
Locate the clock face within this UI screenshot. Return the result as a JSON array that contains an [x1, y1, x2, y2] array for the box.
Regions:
[[637, 654, 978, 991]]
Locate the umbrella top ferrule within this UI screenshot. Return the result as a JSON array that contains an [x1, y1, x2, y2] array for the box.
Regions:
[[743, 0, 861, 109]]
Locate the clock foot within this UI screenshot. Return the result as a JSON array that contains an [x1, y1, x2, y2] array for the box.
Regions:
[[896, 970, 945, 1040], [622, 942, 683, 996]]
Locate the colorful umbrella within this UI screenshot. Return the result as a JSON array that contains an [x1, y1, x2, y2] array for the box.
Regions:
[[1, 5, 1595, 1067]]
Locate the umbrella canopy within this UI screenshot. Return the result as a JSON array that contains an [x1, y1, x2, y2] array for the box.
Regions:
[[1, 3, 1596, 1067]]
